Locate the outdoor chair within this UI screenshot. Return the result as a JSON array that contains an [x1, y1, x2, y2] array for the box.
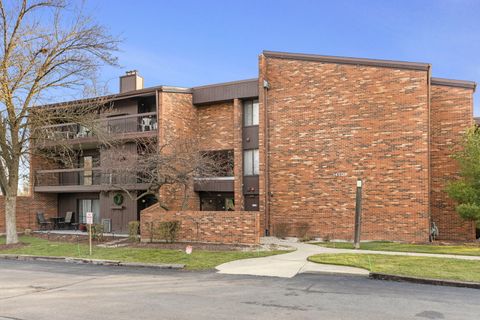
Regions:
[[63, 211, 78, 230], [140, 117, 152, 131], [36, 212, 52, 230]]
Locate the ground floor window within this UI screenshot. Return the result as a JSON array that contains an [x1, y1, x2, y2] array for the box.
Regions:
[[78, 199, 100, 223], [200, 192, 234, 211]]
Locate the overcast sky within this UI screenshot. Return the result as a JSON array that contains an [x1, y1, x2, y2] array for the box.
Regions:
[[85, 0, 480, 114]]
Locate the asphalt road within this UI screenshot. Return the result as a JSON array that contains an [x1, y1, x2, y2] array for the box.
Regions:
[[0, 260, 478, 320]]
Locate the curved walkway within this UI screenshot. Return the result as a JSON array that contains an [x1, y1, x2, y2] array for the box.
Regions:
[[216, 237, 480, 278]]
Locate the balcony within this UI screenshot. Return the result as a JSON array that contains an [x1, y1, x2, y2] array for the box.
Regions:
[[38, 112, 158, 147], [194, 176, 234, 192], [34, 168, 150, 193]]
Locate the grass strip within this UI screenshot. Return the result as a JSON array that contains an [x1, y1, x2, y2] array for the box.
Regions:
[[308, 253, 480, 283]]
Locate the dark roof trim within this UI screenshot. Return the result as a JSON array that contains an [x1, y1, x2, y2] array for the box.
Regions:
[[192, 78, 258, 105], [262, 50, 431, 71], [431, 77, 476, 91], [192, 78, 258, 90], [35, 85, 191, 109]]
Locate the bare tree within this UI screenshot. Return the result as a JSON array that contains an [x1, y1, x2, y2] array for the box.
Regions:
[[0, 0, 118, 244], [101, 135, 230, 211]]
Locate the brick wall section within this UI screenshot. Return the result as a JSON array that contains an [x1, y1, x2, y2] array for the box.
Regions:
[[430, 84, 476, 240], [0, 193, 57, 233], [197, 101, 234, 151], [233, 99, 244, 211], [158, 91, 200, 211], [1, 153, 58, 233], [261, 56, 431, 242], [140, 204, 260, 244]]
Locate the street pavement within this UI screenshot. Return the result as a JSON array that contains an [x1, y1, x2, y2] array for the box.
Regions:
[[0, 259, 478, 320]]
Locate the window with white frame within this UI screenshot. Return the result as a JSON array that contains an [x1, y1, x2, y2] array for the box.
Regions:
[[244, 149, 259, 176], [243, 99, 259, 126]]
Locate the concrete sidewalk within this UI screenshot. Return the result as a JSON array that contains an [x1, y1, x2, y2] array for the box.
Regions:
[[216, 237, 480, 278]]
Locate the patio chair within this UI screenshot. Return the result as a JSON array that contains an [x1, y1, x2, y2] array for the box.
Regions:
[[140, 117, 152, 132], [63, 211, 78, 230], [36, 212, 52, 230]]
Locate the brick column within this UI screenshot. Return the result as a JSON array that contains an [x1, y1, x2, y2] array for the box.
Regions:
[[233, 98, 244, 211]]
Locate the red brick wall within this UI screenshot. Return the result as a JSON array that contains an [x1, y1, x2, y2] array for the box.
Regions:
[[260, 56, 431, 242], [0, 193, 57, 233], [158, 91, 200, 211], [197, 102, 234, 151], [430, 84, 476, 240], [140, 204, 260, 244]]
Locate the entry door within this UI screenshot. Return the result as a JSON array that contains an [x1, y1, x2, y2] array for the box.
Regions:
[[78, 199, 100, 224]]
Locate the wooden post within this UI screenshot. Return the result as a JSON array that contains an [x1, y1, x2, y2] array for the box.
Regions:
[[88, 224, 92, 256]]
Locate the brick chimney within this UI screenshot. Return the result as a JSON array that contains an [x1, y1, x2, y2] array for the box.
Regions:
[[119, 70, 144, 93]]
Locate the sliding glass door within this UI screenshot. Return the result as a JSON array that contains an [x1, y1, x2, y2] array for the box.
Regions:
[[78, 199, 100, 224]]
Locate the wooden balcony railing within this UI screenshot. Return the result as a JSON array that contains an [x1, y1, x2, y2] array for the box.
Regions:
[[38, 112, 157, 141], [35, 167, 145, 187]]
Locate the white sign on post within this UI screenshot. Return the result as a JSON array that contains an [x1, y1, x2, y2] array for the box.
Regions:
[[86, 212, 93, 225]]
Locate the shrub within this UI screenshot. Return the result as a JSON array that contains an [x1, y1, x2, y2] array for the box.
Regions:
[[274, 223, 289, 239], [144, 221, 156, 243], [91, 224, 104, 241], [128, 221, 140, 242], [157, 221, 181, 243], [296, 222, 311, 241]]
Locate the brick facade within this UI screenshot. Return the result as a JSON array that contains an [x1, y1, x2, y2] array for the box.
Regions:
[[24, 50, 477, 243], [430, 84, 476, 240], [197, 102, 234, 151], [140, 204, 260, 244], [0, 193, 57, 233], [260, 56, 431, 242]]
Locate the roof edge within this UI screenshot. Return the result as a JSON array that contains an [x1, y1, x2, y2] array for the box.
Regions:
[[262, 50, 431, 71], [192, 78, 258, 90], [431, 77, 476, 91], [33, 85, 192, 109]]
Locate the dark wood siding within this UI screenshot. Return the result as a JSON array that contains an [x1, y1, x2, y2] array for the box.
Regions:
[[194, 179, 234, 192], [193, 79, 258, 105]]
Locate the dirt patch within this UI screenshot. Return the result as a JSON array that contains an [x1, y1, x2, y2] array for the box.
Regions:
[[32, 233, 117, 244], [0, 242, 27, 250], [432, 241, 480, 247], [129, 241, 254, 251]]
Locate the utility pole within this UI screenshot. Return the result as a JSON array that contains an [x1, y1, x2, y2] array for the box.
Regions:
[[354, 179, 363, 249]]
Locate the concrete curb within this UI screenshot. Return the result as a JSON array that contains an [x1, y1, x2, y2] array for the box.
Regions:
[[0, 254, 185, 269], [369, 272, 480, 289]]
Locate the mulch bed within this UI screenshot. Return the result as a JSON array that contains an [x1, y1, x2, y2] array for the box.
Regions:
[[28, 234, 256, 251], [129, 241, 253, 251], [0, 243, 27, 250], [0, 243, 26, 250], [32, 233, 117, 244], [431, 241, 480, 247]]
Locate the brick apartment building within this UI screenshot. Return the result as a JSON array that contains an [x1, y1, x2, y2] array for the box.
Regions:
[[2, 50, 476, 242]]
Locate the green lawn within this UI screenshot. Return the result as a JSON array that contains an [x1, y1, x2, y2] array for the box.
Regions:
[[316, 241, 480, 256], [0, 236, 289, 270], [308, 254, 480, 283]]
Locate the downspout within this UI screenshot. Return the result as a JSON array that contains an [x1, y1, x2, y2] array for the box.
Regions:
[[263, 78, 270, 236]]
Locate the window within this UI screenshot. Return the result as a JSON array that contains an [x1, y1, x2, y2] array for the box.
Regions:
[[244, 149, 259, 176], [243, 99, 259, 126], [78, 199, 99, 224]]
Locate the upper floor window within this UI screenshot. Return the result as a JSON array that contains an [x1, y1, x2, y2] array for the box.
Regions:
[[243, 99, 259, 127], [244, 149, 259, 176]]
